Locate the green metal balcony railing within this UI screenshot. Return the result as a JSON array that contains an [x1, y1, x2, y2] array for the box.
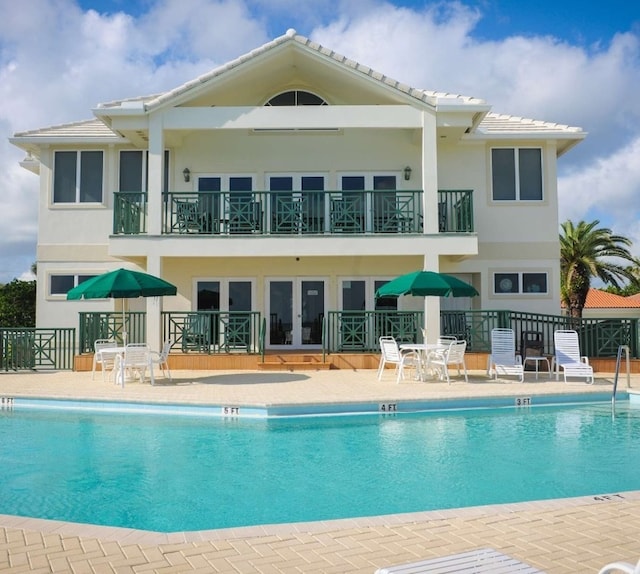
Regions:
[[113, 189, 475, 236], [0, 328, 76, 371], [438, 190, 473, 232], [113, 192, 147, 234]]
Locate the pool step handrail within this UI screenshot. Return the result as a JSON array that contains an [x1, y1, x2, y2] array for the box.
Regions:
[[612, 344, 631, 408]]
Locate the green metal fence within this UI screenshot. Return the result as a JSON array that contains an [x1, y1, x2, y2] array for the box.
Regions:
[[0, 328, 75, 371], [324, 311, 424, 352], [78, 312, 146, 353], [323, 309, 640, 357], [76, 309, 639, 359], [162, 311, 263, 353]]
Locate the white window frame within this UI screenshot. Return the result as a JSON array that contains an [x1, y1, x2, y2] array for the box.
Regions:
[[490, 147, 543, 202], [193, 277, 256, 313], [52, 150, 104, 205], [493, 271, 549, 295], [48, 272, 98, 298]]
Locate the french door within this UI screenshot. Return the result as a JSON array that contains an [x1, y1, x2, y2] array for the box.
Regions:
[[195, 279, 253, 350], [267, 278, 326, 348]]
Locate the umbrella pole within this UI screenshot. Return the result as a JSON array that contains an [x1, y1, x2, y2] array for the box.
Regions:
[[122, 300, 128, 346]]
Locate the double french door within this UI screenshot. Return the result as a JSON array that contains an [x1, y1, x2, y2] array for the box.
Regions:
[[267, 278, 326, 348]]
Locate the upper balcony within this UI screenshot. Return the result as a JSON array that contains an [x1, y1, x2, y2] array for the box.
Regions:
[[113, 189, 473, 236]]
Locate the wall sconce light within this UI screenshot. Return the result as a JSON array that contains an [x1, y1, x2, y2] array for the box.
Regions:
[[403, 166, 412, 181], [183, 168, 191, 183]]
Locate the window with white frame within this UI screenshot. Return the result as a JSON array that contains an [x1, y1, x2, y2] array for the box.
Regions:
[[265, 90, 327, 106], [53, 151, 103, 203], [50, 273, 97, 296], [494, 272, 548, 295], [491, 147, 543, 201], [119, 150, 170, 193]]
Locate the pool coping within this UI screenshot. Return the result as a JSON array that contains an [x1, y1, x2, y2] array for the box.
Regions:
[[2, 490, 639, 546], [3, 389, 627, 417]]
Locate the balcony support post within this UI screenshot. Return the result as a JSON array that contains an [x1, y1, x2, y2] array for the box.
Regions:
[[423, 252, 442, 345], [145, 255, 164, 352], [147, 114, 164, 236], [421, 111, 439, 234]]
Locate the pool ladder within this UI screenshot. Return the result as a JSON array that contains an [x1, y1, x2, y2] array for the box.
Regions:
[[611, 344, 631, 409]]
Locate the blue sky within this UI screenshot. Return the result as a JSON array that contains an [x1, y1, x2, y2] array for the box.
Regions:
[[1, 0, 640, 282]]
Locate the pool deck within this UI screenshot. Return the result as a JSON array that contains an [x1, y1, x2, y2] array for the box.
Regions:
[[0, 367, 639, 573]]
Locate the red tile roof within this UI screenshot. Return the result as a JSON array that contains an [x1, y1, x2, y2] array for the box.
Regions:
[[585, 288, 640, 308]]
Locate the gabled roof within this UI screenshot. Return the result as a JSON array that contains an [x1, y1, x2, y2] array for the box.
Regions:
[[137, 29, 477, 112], [11, 29, 585, 151]]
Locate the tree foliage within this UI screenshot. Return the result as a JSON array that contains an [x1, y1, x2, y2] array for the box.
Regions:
[[560, 220, 640, 318], [0, 279, 36, 327]]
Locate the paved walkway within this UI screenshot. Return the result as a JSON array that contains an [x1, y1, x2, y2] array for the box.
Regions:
[[0, 368, 638, 573]]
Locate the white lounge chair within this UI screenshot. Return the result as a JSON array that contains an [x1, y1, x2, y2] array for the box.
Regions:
[[487, 328, 524, 382], [149, 339, 173, 382], [92, 339, 117, 382], [599, 557, 640, 574], [427, 339, 468, 384], [377, 336, 420, 383], [553, 329, 594, 384], [375, 547, 544, 573]]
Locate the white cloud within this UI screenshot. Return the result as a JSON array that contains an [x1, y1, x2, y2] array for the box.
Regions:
[[1, 0, 639, 282], [559, 135, 640, 254]]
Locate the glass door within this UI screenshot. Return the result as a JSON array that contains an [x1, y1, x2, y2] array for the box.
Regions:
[[267, 278, 325, 348], [268, 174, 326, 234], [196, 280, 254, 351]]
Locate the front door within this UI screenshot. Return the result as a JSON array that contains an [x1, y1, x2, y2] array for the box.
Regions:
[[267, 278, 325, 348]]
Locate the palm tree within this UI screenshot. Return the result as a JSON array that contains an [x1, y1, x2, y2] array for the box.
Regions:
[[560, 220, 640, 318]]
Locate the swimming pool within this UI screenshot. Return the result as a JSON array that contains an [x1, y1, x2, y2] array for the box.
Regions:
[[1, 401, 639, 532]]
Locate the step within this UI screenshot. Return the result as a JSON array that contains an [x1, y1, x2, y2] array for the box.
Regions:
[[258, 360, 332, 371]]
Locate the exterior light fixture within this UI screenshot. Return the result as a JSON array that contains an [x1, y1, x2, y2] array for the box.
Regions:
[[183, 168, 191, 182], [403, 166, 412, 181]]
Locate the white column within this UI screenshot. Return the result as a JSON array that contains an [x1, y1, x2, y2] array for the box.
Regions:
[[421, 110, 438, 234], [147, 113, 164, 236], [145, 114, 165, 351], [146, 255, 163, 352], [423, 253, 441, 345]]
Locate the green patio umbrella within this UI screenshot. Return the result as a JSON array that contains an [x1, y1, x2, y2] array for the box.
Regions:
[[67, 268, 177, 343], [375, 271, 478, 298], [375, 271, 478, 342]]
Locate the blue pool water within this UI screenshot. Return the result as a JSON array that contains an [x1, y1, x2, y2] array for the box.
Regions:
[[1, 402, 639, 532]]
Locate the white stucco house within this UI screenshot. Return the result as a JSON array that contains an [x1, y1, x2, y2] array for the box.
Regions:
[[10, 29, 585, 356]]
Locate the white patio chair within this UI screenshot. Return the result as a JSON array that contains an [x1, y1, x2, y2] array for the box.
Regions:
[[599, 556, 640, 574], [115, 343, 153, 385], [92, 339, 117, 382], [377, 336, 420, 383], [487, 328, 524, 382], [553, 329, 594, 384], [427, 339, 468, 384], [149, 340, 173, 382]]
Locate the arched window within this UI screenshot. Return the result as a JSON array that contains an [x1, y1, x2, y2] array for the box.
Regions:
[[265, 90, 328, 106]]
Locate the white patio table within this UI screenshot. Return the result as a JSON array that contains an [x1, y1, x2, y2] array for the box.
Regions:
[[400, 343, 442, 380]]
